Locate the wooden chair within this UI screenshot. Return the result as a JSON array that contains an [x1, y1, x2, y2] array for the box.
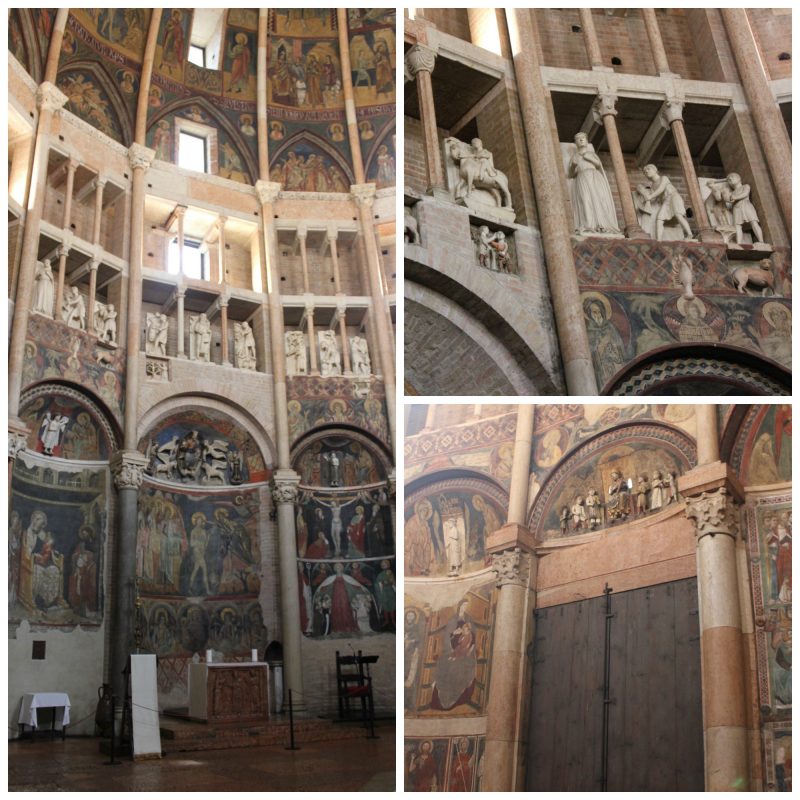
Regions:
[[335, 650, 376, 738]]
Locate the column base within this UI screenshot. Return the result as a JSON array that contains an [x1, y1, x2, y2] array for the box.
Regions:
[[624, 223, 650, 240], [698, 226, 724, 244]]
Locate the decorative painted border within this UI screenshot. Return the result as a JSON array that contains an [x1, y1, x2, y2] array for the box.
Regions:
[[404, 413, 517, 465]]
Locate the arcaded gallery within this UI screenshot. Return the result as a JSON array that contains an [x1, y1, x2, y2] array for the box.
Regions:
[[8, 8, 396, 790], [404, 403, 791, 792], [404, 9, 792, 395]]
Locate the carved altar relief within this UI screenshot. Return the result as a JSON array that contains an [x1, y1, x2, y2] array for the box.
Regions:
[[350, 336, 371, 377], [145, 312, 169, 356], [285, 331, 308, 376], [318, 330, 341, 377], [233, 322, 257, 370]]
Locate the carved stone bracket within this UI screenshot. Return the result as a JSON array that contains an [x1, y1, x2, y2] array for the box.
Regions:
[[128, 144, 155, 172], [684, 487, 740, 541], [36, 82, 68, 113], [111, 450, 149, 491], [492, 548, 533, 588], [255, 180, 282, 206], [271, 469, 300, 506], [405, 43, 438, 77], [350, 183, 377, 209], [592, 91, 618, 123], [8, 428, 29, 460]]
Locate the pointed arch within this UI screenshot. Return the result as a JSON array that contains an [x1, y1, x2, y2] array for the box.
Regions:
[[363, 118, 396, 183], [270, 129, 355, 185], [12, 10, 43, 82]]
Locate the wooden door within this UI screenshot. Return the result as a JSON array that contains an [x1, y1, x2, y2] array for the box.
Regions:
[[525, 579, 704, 791]]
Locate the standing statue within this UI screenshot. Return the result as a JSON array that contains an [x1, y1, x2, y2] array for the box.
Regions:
[[445, 136, 514, 216], [190, 313, 212, 362], [145, 312, 169, 356], [94, 302, 118, 345], [33, 259, 55, 317], [62, 286, 86, 330], [39, 412, 71, 455], [318, 330, 341, 376], [285, 331, 308, 376], [634, 164, 693, 241], [234, 321, 257, 370], [567, 132, 621, 235], [350, 336, 371, 376], [725, 173, 764, 245]]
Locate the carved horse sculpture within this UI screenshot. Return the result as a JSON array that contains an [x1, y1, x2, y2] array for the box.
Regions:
[[446, 137, 513, 209]]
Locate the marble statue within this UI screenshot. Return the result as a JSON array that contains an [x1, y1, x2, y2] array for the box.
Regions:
[[32, 259, 55, 317], [190, 313, 212, 362], [145, 312, 169, 356], [404, 207, 420, 244], [732, 259, 775, 296], [571, 496, 586, 531], [586, 488, 601, 528], [62, 286, 86, 330], [567, 133, 621, 235], [725, 173, 764, 245], [444, 136, 515, 221], [634, 164, 693, 241], [672, 255, 695, 300], [350, 336, 371, 376], [94, 302, 117, 345], [318, 330, 341, 376], [285, 331, 308, 376], [606, 469, 629, 521], [234, 321, 257, 370], [650, 471, 664, 511]]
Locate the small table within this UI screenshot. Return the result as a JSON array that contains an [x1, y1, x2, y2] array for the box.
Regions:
[[19, 693, 71, 739]]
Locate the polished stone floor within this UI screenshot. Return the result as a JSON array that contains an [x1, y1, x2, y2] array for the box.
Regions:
[[8, 723, 396, 792]]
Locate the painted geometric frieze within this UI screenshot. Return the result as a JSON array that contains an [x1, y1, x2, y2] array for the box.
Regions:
[[529, 423, 695, 539], [404, 735, 486, 792], [405, 583, 494, 717], [139, 409, 269, 486], [746, 494, 792, 718], [9, 451, 108, 628], [404, 479, 507, 578]]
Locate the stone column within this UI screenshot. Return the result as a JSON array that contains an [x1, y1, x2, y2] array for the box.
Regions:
[[593, 93, 648, 239], [217, 215, 227, 285], [405, 44, 445, 193], [91, 177, 106, 247], [8, 82, 68, 419], [305, 302, 319, 375], [87, 258, 100, 335], [219, 298, 230, 366], [641, 9, 671, 74], [661, 98, 719, 243], [721, 9, 791, 232], [176, 286, 186, 357], [328, 230, 350, 374], [336, 8, 365, 184], [256, 10, 269, 179], [483, 549, 536, 791], [123, 144, 155, 450], [578, 9, 604, 69], [679, 405, 749, 792], [55, 160, 79, 315], [109, 450, 149, 700], [176, 205, 186, 277], [351, 184, 397, 446], [506, 10, 598, 395], [337, 305, 351, 374], [508, 404, 535, 526], [271, 470, 306, 712]]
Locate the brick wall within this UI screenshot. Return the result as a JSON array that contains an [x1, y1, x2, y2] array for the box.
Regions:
[[748, 9, 793, 81], [416, 8, 472, 42], [404, 115, 428, 196]]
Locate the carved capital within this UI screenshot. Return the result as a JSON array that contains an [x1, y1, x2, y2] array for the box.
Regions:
[[58, 231, 74, 256], [661, 97, 685, 126], [8, 429, 29, 460], [492, 548, 533, 588], [593, 92, 618, 123], [271, 469, 300, 506], [128, 143, 156, 171], [351, 183, 376, 208], [255, 180, 282, 206], [36, 82, 68, 113], [405, 44, 438, 77], [88, 258, 100, 272], [93, 177, 107, 193], [110, 450, 149, 491], [684, 487, 739, 541]]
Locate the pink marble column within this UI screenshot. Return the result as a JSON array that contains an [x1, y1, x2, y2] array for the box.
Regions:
[[641, 9, 671, 74], [579, 9, 604, 68]]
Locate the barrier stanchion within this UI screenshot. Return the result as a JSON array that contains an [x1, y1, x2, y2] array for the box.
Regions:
[[285, 689, 300, 751], [104, 695, 121, 766]]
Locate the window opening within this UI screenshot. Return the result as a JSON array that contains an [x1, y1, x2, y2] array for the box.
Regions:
[[178, 131, 207, 173]]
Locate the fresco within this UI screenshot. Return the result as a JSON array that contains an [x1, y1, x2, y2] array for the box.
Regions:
[[405, 584, 494, 716], [23, 315, 126, 425], [268, 37, 344, 111], [154, 9, 191, 81], [9, 10, 29, 70], [222, 27, 256, 99], [139, 408, 269, 485], [20, 393, 112, 461], [9, 452, 107, 628], [403, 737, 450, 792], [580, 290, 792, 390], [269, 141, 352, 192], [404, 481, 507, 578], [742, 405, 792, 486], [762, 723, 792, 793], [57, 69, 124, 142], [365, 133, 396, 189], [298, 558, 395, 636], [349, 29, 396, 105], [72, 10, 150, 61], [747, 496, 792, 715], [287, 377, 389, 446], [271, 9, 335, 38], [295, 435, 386, 487]]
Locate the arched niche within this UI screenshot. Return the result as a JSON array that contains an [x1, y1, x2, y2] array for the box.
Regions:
[[404, 470, 508, 579], [528, 422, 697, 541]]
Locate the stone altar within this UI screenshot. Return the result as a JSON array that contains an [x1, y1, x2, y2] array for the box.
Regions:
[[188, 662, 270, 724]]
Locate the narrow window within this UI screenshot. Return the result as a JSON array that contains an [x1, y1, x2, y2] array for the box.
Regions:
[[178, 131, 207, 173], [168, 238, 206, 280], [188, 44, 206, 68]]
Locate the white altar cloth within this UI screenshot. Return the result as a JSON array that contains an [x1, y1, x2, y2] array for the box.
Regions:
[[19, 692, 71, 729]]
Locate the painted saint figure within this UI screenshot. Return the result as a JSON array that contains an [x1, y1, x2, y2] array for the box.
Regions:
[[431, 599, 478, 710], [39, 411, 70, 455]]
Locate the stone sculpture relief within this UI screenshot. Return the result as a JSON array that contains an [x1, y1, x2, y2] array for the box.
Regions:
[[444, 136, 515, 223], [566, 133, 621, 236], [33, 260, 55, 317], [233, 321, 257, 370], [473, 226, 514, 273], [404, 206, 420, 244], [671, 255, 695, 300], [62, 286, 86, 330], [189, 313, 212, 362], [702, 173, 766, 247], [350, 336, 371, 377], [93, 302, 118, 345], [633, 164, 693, 241], [145, 312, 169, 356], [285, 331, 308, 376], [144, 430, 243, 485], [732, 259, 775, 297], [318, 330, 341, 377]]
